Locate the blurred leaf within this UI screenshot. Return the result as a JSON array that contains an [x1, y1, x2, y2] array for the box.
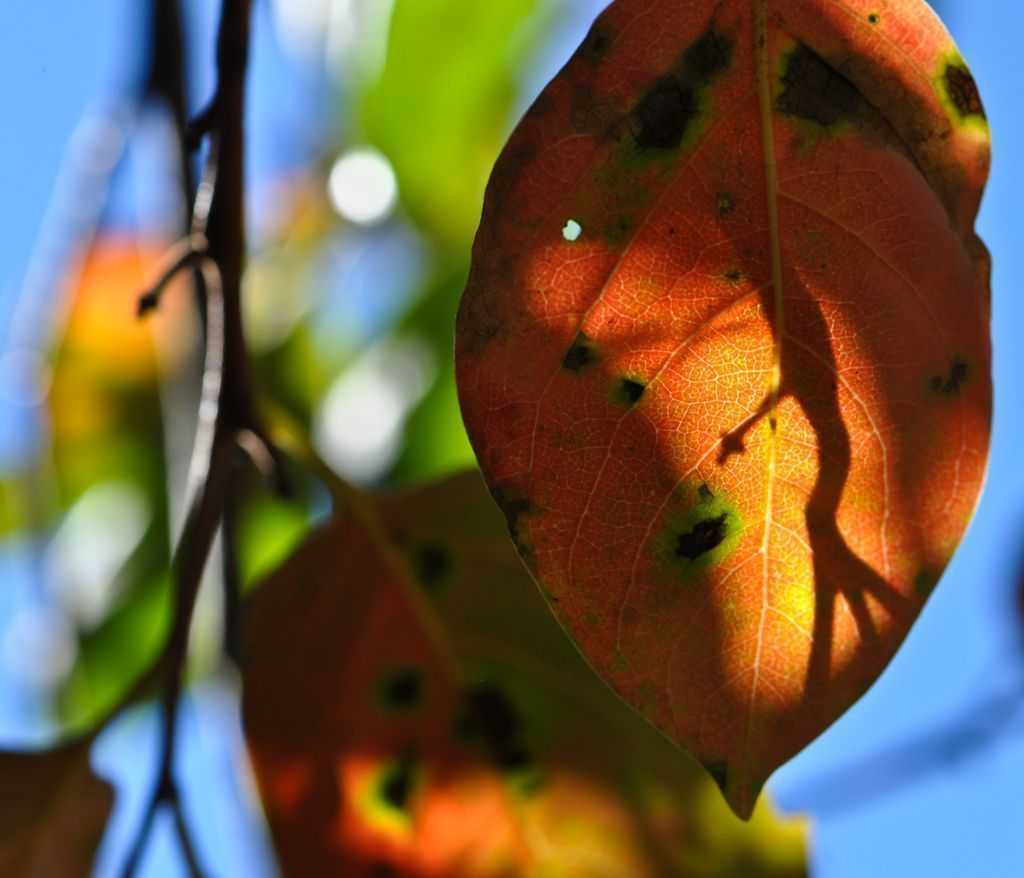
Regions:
[[0, 740, 113, 877], [380, 472, 809, 876], [0, 473, 41, 539], [255, 322, 338, 425], [362, 0, 549, 249], [47, 237, 184, 510], [243, 502, 486, 877], [242, 475, 808, 876], [58, 573, 171, 734], [237, 495, 311, 591], [390, 268, 475, 484]]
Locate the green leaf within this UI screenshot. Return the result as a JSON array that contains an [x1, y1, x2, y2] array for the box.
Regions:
[[361, 0, 548, 249], [57, 573, 171, 734]]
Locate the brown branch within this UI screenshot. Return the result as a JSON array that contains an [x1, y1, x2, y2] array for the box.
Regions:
[[117, 0, 260, 875]]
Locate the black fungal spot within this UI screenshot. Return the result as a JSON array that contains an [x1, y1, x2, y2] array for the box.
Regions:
[[633, 76, 698, 150], [412, 543, 451, 591], [868, 12, 880, 25], [777, 44, 865, 127], [717, 193, 735, 215], [698, 483, 714, 502], [379, 667, 423, 711], [676, 514, 729, 561], [944, 63, 985, 119], [931, 358, 970, 395], [563, 332, 598, 372], [583, 26, 610, 62], [616, 377, 647, 406], [492, 490, 534, 557], [630, 30, 734, 150], [724, 268, 743, 283], [681, 30, 733, 82], [705, 760, 729, 793], [379, 749, 418, 811], [456, 682, 533, 774], [914, 569, 941, 599]]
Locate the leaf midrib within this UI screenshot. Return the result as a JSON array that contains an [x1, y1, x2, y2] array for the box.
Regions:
[[743, 0, 786, 801]]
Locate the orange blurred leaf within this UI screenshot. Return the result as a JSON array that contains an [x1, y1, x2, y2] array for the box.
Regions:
[[455, 0, 992, 817], [243, 475, 808, 877]]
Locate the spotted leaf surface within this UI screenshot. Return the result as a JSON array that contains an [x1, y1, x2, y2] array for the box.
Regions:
[[455, 0, 991, 817], [241, 506, 520, 878], [243, 479, 808, 876], [0, 742, 114, 877], [379, 470, 808, 877]]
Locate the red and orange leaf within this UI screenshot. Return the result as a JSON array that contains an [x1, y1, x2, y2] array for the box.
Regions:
[[242, 504, 524, 878], [243, 476, 809, 876], [455, 0, 991, 817], [379, 470, 808, 877]]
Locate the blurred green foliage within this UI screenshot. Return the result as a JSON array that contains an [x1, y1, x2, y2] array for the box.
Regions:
[[1, 0, 569, 739], [362, 0, 546, 250]]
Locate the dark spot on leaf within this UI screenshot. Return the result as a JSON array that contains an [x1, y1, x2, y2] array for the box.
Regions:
[[605, 215, 633, 245], [698, 483, 714, 502], [914, 569, 941, 599], [456, 682, 533, 774], [630, 30, 733, 150], [379, 667, 423, 711], [379, 749, 417, 812], [777, 44, 865, 127], [944, 63, 985, 119], [492, 489, 535, 560], [412, 543, 451, 591], [724, 268, 743, 282], [614, 377, 647, 407], [681, 29, 734, 82], [676, 514, 729, 561], [868, 12, 880, 25], [582, 25, 610, 62], [705, 760, 729, 793], [931, 358, 970, 395], [632, 76, 698, 150], [717, 193, 735, 215], [563, 332, 598, 371]]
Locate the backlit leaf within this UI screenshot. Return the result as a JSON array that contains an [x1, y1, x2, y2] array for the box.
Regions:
[[455, 0, 992, 817], [378, 470, 808, 876], [0, 741, 113, 877], [243, 503, 524, 877], [243, 477, 808, 876]]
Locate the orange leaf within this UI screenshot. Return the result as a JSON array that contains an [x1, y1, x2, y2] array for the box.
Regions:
[[243, 477, 808, 876], [242, 505, 525, 877], [455, 0, 991, 818]]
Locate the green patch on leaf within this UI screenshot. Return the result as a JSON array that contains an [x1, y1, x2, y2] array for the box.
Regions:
[[936, 53, 987, 129], [654, 483, 745, 584], [611, 376, 647, 408]]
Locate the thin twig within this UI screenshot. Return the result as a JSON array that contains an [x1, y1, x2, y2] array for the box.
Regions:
[[117, 0, 259, 875], [220, 459, 244, 666]]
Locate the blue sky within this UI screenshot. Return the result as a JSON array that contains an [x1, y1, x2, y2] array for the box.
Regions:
[[1, 1, 1022, 875]]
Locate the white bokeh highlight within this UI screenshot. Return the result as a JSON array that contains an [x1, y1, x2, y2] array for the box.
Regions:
[[327, 147, 398, 226]]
